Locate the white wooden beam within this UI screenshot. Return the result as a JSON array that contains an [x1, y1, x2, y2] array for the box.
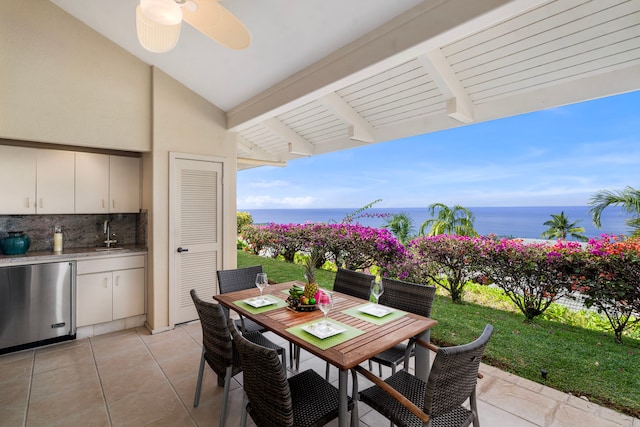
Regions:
[[319, 92, 375, 143], [237, 157, 287, 167], [263, 118, 314, 156], [418, 50, 475, 124]]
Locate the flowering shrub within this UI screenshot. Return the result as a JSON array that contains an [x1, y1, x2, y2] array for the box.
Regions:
[[241, 223, 405, 271], [582, 235, 640, 343], [384, 235, 486, 303], [475, 238, 584, 321]]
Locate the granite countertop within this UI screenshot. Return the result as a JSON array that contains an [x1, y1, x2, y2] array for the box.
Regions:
[[0, 245, 147, 265]]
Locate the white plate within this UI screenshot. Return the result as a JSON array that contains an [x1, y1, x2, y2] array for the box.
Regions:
[[243, 296, 276, 308], [301, 321, 346, 339], [358, 304, 394, 318]]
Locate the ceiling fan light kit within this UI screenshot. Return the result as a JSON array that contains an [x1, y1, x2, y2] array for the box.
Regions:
[[136, 0, 181, 53], [135, 0, 251, 53]]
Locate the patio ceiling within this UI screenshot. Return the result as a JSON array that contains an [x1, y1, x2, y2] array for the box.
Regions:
[[50, 0, 640, 170]]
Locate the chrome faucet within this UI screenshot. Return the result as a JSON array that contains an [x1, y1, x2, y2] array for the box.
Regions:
[[103, 220, 118, 248]]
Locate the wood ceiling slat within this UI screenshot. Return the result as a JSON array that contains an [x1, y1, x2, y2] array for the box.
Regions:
[[456, 12, 640, 82], [338, 60, 424, 98], [470, 48, 640, 103], [346, 77, 436, 110], [444, 0, 623, 65], [362, 94, 443, 122], [357, 86, 442, 117], [340, 68, 430, 105], [368, 103, 443, 128], [462, 23, 640, 88], [452, 3, 640, 77]]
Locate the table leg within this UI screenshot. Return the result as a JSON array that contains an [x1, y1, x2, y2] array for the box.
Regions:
[[414, 330, 431, 381], [339, 368, 348, 427]]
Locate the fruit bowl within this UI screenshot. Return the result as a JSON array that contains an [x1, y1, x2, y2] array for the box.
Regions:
[[286, 297, 317, 312]]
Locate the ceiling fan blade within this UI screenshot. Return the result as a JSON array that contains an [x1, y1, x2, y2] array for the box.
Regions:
[[182, 0, 251, 50]]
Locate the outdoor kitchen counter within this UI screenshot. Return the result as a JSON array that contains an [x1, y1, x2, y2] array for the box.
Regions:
[[0, 245, 147, 266]]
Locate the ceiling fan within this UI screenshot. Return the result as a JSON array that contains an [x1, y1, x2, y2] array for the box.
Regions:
[[135, 0, 251, 53]]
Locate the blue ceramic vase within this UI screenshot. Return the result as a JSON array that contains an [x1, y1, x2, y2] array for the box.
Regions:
[[1, 231, 31, 255]]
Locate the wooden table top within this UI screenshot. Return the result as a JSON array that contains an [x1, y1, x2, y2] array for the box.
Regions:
[[213, 281, 438, 371]]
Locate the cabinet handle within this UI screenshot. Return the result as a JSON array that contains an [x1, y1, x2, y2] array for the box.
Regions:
[[103, 278, 108, 288], [115, 275, 120, 286], [112, 199, 116, 209], [102, 199, 106, 209], [26, 197, 30, 208], [40, 198, 44, 209]]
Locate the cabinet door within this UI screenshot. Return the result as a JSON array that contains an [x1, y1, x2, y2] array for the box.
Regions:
[[109, 156, 140, 213], [77, 272, 113, 327], [112, 268, 145, 319], [36, 149, 75, 214], [0, 145, 36, 214], [75, 152, 109, 213]]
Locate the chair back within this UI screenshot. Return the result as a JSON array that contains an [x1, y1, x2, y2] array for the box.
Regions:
[[333, 268, 375, 300], [380, 278, 436, 317], [190, 289, 238, 377], [217, 265, 263, 294], [228, 318, 294, 427], [424, 324, 494, 418]]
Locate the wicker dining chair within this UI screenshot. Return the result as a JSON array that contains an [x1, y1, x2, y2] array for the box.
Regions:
[[190, 290, 286, 427], [228, 318, 355, 427], [333, 268, 375, 301], [217, 266, 289, 368], [368, 278, 437, 376], [355, 324, 494, 427]]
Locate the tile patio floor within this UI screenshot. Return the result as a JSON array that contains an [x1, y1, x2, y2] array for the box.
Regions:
[[1, 322, 638, 427]]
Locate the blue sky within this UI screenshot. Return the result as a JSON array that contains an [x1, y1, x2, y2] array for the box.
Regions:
[[238, 90, 640, 209]]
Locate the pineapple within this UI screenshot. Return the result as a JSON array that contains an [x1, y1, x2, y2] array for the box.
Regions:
[[303, 256, 318, 300]]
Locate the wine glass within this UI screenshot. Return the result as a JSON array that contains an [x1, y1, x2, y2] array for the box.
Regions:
[[317, 290, 333, 331], [255, 273, 268, 303], [370, 279, 384, 304]]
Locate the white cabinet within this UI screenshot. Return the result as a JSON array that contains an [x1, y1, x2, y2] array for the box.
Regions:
[[109, 155, 141, 213], [36, 149, 76, 214], [76, 254, 146, 327], [75, 153, 140, 213], [0, 146, 74, 214]]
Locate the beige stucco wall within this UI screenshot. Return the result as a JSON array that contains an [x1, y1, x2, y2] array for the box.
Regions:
[[0, 1, 151, 152], [145, 68, 237, 331], [1, 1, 238, 332]]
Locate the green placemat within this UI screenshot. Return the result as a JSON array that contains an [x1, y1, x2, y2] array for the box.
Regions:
[[233, 295, 287, 314], [342, 303, 407, 325], [287, 319, 364, 350]]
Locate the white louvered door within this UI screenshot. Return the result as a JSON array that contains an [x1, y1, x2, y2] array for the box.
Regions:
[[170, 156, 223, 325]]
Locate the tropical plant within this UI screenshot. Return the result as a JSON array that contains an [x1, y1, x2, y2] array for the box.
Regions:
[[236, 211, 254, 234], [340, 199, 384, 224], [419, 203, 478, 237], [541, 211, 588, 241], [589, 186, 640, 237], [475, 238, 583, 321], [580, 235, 640, 343], [383, 212, 415, 245], [387, 235, 486, 303]]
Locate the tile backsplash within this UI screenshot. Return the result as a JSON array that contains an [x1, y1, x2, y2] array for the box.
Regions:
[[0, 211, 147, 252]]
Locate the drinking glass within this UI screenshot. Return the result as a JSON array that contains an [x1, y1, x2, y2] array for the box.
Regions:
[[317, 290, 333, 331], [255, 273, 268, 303], [370, 279, 384, 304]]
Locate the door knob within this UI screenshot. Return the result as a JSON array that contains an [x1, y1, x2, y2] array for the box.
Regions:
[[177, 247, 189, 253]]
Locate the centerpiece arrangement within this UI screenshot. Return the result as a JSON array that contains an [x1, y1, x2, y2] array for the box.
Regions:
[[287, 256, 320, 312]]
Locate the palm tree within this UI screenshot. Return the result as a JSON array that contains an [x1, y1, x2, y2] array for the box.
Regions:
[[384, 212, 415, 245], [541, 211, 588, 241], [589, 186, 640, 237], [419, 203, 478, 237]]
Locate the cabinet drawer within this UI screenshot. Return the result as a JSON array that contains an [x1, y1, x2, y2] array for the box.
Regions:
[[77, 255, 145, 274]]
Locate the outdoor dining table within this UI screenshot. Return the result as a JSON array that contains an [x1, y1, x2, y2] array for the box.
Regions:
[[213, 281, 438, 427]]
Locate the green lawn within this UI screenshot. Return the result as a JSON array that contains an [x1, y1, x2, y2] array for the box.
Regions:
[[237, 250, 640, 418]]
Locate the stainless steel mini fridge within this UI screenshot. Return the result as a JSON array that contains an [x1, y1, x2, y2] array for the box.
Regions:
[[0, 261, 76, 354]]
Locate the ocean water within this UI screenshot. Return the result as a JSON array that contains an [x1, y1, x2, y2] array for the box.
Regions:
[[241, 206, 631, 240]]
